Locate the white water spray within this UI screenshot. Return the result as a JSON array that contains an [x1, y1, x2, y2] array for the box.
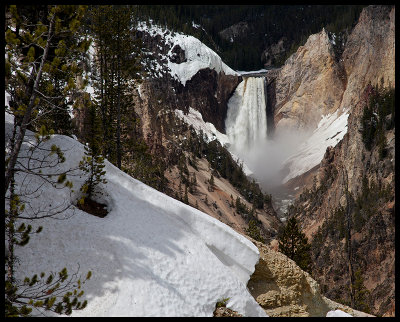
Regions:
[[225, 77, 267, 152], [225, 76, 310, 218], [225, 76, 303, 193]]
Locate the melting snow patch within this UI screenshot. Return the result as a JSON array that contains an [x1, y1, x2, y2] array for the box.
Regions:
[[174, 107, 253, 176], [175, 107, 229, 146], [282, 109, 349, 183], [326, 309, 353, 317]]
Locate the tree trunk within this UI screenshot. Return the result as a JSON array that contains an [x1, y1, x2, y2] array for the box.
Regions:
[[6, 118, 18, 282], [5, 13, 55, 196], [116, 17, 122, 169]]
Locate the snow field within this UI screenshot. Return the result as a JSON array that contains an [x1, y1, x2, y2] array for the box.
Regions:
[[136, 21, 239, 86], [282, 109, 349, 183], [326, 309, 353, 317], [5, 112, 266, 317]]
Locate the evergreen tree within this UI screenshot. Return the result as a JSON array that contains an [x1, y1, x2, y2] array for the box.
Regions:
[[246, 219, 264, 243], [208, 173, 215, 192], [352, 269, 371, 313], [183, 184, 189, 205], [278, 216, 312, 273], [5, 4, 89, 194], [87, 5, 142, 168], [78, 100, 107, 203], [5, 5, 92, 316]]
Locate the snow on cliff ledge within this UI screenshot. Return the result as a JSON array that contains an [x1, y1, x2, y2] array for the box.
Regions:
[[282, 108, 349, 183], [174, 107, 253, 176], [5, 112, 265, 317], [136, 21, 239, 86]]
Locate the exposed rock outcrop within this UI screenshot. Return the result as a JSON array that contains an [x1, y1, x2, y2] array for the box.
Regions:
[[274, 28, 345, 134], [247, 238, 374, 317], [218, 21, 250, 42], [273, 5, 394, 182], [292, 83, 395, 317], [175, 69, 241, 133], [270, 5, 395, 316], [135, 26, 242, 134]]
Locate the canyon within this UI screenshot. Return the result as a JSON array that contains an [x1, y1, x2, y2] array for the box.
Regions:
[[71, 4, 394, 317]]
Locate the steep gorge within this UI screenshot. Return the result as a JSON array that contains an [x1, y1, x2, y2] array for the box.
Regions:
[[130, 11, 395, 316], [71, 5, 394, 316], [128, 25, 282, 244], [279, 5, 395, 316]]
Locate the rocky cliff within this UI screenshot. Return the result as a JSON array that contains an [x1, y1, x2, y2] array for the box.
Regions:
[[129, 23, 282, 243], [281, 5, 395, 316], [290, 84, 395, 317], [135, 23, 242, 133], [274, 28, 345, 134], [274, 5, 394, 135], [247, 238, 374, 317], [272, 5, 394, 187]]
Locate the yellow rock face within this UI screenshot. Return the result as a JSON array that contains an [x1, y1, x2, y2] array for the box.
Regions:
[[274, 29, 345, 134], [247, 238, 374, 317], [273, 6, 395, 137]]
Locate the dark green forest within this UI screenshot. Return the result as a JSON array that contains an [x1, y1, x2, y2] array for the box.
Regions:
[[135, 5, 366, 70]]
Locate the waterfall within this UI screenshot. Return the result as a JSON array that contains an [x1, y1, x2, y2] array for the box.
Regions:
[[225, 77, 268, 153]]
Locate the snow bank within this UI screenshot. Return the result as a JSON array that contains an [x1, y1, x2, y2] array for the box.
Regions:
[[282, 109, 349, 183], [175, 107, 230, 146], [326, 309, 353, 317], [137, 21, 239, 86], [236, 69, 269, 75], [5, 112, 265, 317]]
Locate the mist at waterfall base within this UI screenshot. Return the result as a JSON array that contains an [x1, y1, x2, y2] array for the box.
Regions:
[[225, 76, 309, 216], [228, 128, 308, 195]]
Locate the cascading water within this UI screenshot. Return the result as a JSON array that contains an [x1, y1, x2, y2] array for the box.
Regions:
[[225, 76, 292, 219], [225, 77, 268, 153]]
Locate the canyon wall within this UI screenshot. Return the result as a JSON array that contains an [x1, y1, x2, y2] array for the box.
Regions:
[[282, 5, 395, 316], [247, 238, 374, 317]]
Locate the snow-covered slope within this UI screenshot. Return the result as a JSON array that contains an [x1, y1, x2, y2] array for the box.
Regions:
[[326, 309, 353, 317], [5, 112, 266, 317], [136, 21, 239, 86], [174, 107, 253, 176], [282, 108, 349, 183], [175, 107, 230, 147]]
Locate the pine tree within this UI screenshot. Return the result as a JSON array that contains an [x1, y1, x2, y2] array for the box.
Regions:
[[5, 5, 92, 316], [278, 216, 312, 273], [78, 101, 107, 203], [5, 5, 89, 194], [352, 269, 371, 313], [246, 219, 264, 243], [208, 173, 215, 192], [183, 184, 189, 205], [87, 5, 142, 168]]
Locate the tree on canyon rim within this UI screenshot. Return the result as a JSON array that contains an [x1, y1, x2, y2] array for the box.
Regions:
[[278, 216, 312, 273]]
